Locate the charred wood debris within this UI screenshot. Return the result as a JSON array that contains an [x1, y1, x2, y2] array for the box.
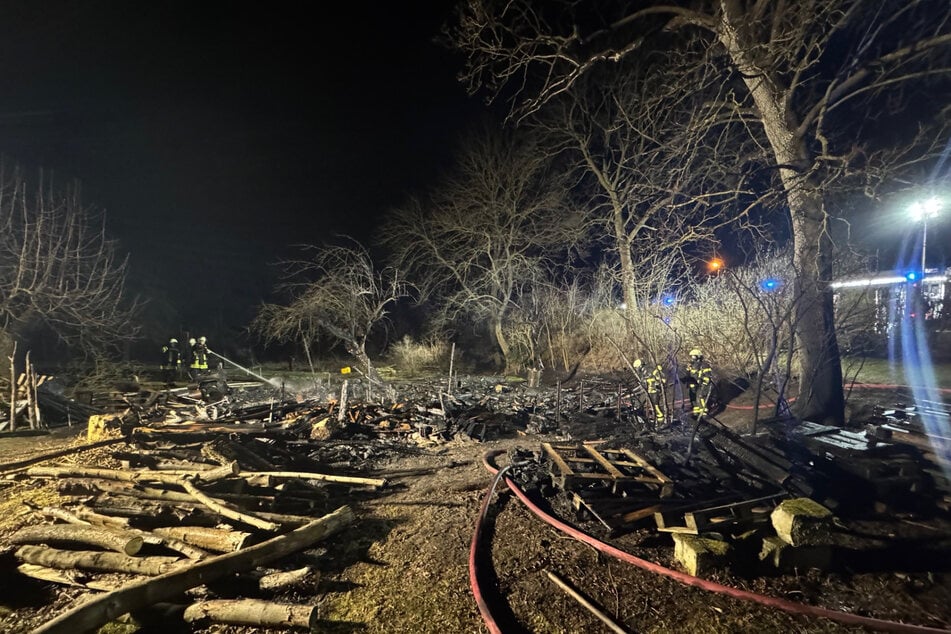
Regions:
[[0, 372, 949, 631]]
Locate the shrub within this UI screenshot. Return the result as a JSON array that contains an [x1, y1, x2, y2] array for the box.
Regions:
[[387, 335, 449, 375]]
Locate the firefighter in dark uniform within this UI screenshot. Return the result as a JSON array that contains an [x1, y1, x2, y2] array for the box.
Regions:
[[686, 348, 713, 417], [160, 337, 181, 386], [189, 336, 209, 381]]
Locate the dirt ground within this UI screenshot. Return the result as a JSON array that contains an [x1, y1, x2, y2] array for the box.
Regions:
[[0, 377, 949, 634]]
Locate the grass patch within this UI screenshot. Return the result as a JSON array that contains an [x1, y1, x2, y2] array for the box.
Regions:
[[842, 356, 951, 388]]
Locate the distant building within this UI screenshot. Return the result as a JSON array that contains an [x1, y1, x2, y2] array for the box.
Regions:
[[830, 267, 949, 333]]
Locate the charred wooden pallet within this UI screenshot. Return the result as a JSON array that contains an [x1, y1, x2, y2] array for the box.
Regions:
[[541, 442, 673, 497], [654, 493, 787, 535], [794, 422, 882, 453], [852, 456, 923, 480], [880, 423, 951, 461], [705, 429, 795, 491], [570, 491, 664, 532]]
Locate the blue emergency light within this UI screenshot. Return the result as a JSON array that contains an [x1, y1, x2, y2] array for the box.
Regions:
[[759, 278, 781, 292]]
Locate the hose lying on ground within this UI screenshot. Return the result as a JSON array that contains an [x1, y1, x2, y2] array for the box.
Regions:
[[469, 460, 516, 634], [473, 449, 948, 634]]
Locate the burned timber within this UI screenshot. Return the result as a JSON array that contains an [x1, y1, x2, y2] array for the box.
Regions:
[[0, 372, 949, 633]]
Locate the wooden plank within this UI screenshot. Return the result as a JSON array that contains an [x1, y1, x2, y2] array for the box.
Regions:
[[570, 473, 626, 481], [614, 448, 670, 480], [581, 445, 625, 479], [571, 493, 614, 531], [551, 446, 667, 481], [684, 498, 775, 534], [572, 492, 663, 530], [542, 442, 577, 488], [545, 443, 673, 500], [548, 456, 602, 467], [615, 448, 673, 497], [796, 422, 841, 437], [542, 443, 575, 477], [656, 494, 786, 534], [618, 504, 662, 525], [652, 513, 698, 534]]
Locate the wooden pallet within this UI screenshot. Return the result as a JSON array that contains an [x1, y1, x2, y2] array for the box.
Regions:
[[654, 493, 786, 535], [541, 442, 673, 497], [571, 492, 662, 531]]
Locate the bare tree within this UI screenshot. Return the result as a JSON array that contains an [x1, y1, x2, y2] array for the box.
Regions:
[[0, 161, 140, 361], [529, 275, 593, 373], [448, 0, 951, 423], [536, 55, 770, 312], [382, 125, 581, 371], [252, 239, 411, 385], [680, 252, 799, 430]]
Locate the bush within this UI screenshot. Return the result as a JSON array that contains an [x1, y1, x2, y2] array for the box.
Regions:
[[386, 335, 449, 375]]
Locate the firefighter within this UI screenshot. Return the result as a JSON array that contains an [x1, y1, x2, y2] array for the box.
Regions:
[[160, 337, 181, 386], [686, 348, 713, 417], [634, 358, 667, 427], [189, 336, 209, 380]]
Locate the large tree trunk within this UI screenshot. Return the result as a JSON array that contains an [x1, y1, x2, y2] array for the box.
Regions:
[[617, 207, 637, 311], [349, 343, 374, 380], [580, 143, 637, 311], [344, 339, 394, 400], [788, 202, 845, 424], [492, 316, 513, 372], [719, 3, 844, 424]]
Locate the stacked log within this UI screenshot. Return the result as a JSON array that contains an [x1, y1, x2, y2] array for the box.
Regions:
[[33, 506, 354, 634], [2, 424, 390, 632]]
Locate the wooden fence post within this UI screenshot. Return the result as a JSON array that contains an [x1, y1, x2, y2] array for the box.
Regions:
[[447, 342, 455, 396], [8, 341, 15, 432], [337, 380, 348, 423], [25, 351, 33, 429]]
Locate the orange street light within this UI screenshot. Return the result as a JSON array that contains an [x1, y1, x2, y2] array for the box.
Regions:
[[708, 258, 724, 273]]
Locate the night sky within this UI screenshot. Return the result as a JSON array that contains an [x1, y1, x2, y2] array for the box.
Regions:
[[0, 0, 479, 342], [0, 2, 947, 351]]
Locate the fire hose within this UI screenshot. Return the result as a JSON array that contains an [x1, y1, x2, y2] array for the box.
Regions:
[[470, 449, 949, 634], [468, 460, 514, 634]]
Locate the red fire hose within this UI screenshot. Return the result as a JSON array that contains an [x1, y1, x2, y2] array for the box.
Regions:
[[469, 460, 515, 634], [471, 449, 949, 633]]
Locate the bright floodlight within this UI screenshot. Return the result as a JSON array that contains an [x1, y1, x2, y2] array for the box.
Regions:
[[708, 258, 724, 272], [909, 196, 943, 272], [909, 196, 941, 221]]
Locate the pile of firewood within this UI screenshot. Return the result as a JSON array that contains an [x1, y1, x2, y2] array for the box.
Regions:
[[1, 429, 390, 633]]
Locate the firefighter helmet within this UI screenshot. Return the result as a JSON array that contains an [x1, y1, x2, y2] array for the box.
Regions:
[[689, 348, 702, 358], [169, 338, 178, 344], [633, 359, 642, 369], [198, 336, 207, 344], [189, 338, 196, 346]]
